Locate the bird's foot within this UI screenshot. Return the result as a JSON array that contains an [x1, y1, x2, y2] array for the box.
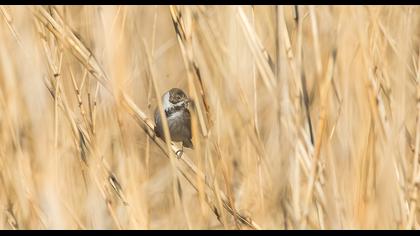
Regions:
[[175, 149, 183, 159]]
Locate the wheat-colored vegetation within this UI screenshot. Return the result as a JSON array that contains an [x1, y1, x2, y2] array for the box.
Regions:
[[0, 5, 419, 229]]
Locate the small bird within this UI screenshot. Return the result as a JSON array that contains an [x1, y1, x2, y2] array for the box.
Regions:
[[154, 88, 193, 154]]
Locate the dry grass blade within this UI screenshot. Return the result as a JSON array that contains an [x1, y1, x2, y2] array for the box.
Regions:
[[143, 38, 192, 229], [301, 50, 336, 228], [0, 6, 26, 55], [237, 6, 276, 94], [309, 6, 323, 77], [35, 8, 129, 229], [169, 5, 212, 136], [407, 51, 420, 229]]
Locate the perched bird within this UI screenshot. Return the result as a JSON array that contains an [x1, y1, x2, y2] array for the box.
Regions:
[[154, 88, 193, 153]]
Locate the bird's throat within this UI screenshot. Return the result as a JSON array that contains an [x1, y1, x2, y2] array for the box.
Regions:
[[165, 104, 186, 117]]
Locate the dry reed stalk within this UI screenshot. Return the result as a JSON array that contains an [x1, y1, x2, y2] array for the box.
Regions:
[[35, 10, 129, 229], [188, 81, 208, 221], [0, 6, 26, 55], [308, 6, 323, 77], [277, 6, 327, 228], [69, 68, 91, 133], [277, 7, 299, 87], [237, 6, 276, 95], [142, 39, 193, 229], [0, 95, 46, 228], [249, 5, 267, 220], [4, 208, 19, 230], [355, 8, 407, 228], [295, 8, 323, 227], [0, 16, 55, 229], [169, 5, 211, 137], [297, 8, 315, 146], [407, 51, 420, 229], [191, 8, 231, 85], [301, 50, 336, 229], [40, 49, 125, 229], [144, 6, 159, 182], [41, 6, 126, 176], [181, 10, 224, 226], [169, 11, 212, 224], [34, 5, 261, 230], [204, 140, 229, 229], [214, 141, 240, 229], [90, 83, 100, 135]]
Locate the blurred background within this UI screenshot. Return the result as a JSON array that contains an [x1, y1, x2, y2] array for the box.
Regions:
[[0, 5, 419, 229]]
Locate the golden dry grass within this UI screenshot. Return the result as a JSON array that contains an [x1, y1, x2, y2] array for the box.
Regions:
[[0, 5, 419, 229]]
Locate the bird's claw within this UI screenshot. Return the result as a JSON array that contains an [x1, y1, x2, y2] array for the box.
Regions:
[[175, 149, 183, 159]]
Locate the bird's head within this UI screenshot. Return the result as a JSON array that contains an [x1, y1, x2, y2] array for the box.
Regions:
[[162, 88, 190, 110]]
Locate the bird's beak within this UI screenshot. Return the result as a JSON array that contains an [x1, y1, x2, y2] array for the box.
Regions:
[[185, 98, 192, 107]]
